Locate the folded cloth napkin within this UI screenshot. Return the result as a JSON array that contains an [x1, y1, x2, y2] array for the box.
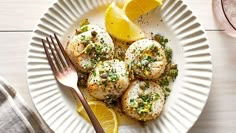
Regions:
[[0, 77, 52, 133]]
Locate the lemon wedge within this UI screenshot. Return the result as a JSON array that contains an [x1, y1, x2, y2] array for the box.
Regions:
[[77, 101, 118, 133], [123, 0, 163, 21], [105, 3, 145, 42]]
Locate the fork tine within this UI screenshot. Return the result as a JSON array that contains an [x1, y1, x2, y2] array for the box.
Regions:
[[50, 35, 67, 68], [46, 37, 62, 71], [54, 33, 74, 67], [42, 39, 57, 73]]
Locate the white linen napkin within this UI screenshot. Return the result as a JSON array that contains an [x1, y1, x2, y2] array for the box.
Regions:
[[0, 77, 52, 133]]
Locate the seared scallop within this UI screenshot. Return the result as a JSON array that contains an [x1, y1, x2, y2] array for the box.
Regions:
[[125, 39, 167, 80], [66, 24, 114, 73], [87, 59, 130, 100], [122, 80, 165, 121]]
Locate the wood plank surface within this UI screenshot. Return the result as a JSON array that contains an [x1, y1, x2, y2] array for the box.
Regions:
[[0, 0, 219, 30], [0, 0, 53, 30]]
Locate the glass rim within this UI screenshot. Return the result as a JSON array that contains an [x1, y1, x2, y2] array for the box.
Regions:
[[221, 0, 236, 30]]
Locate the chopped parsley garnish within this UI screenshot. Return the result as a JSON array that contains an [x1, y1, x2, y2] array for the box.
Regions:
[[165, 87, 171, 93], [83, 42, 111, 65], [141, 95, 149, 102], [158, 62, 178, 97], [145, 82, 149, 88], [149, 44, 155, 50], [159, 76, 170, 86], [142, 55, 156, 63], [151, 93, 160, 100], [81, 35, 86, 41], [165, 47, 172, 62], [130, 99, 135, 103], [80, 19, 90, 27], [92, 70, 96, 76], [169, 69, 178, 79], [81, 26, 88, 32], [150, 33, 178, 98], [137, 105, 151, 115], [98, 64, 119, 83], [131, 54, 158, 76], [83, 64, 89, 69], [130, 99, 138, 107], [130, 92, 161, 115], [156, 50, 160, 56], [154, 34, 169, 47], [90, 58, 96, 65], [162, 87, 171, 99], [108, 72, 119, 82]]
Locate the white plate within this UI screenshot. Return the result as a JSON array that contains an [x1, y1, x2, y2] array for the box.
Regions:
[[27, 0, 213, 132]]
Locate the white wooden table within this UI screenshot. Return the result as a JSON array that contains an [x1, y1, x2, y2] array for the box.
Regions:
[[0, 0, 235, 132]]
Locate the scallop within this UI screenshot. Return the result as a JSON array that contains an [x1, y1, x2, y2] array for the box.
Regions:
[[66, 24, 114, 73], [125, 39, 167, 80], [87, 59, 130, 100], [122, 80, 165, 121]]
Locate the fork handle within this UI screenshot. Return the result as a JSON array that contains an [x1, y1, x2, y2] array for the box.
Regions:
[[73, 86, 105, 133]]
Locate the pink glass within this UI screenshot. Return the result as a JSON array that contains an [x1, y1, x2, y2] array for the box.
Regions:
[[213, 0, 236, 37]]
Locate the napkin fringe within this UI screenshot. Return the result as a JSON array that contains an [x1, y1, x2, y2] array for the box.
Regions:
[[0, 77, 52, 133], [0, 85, 35, 132]]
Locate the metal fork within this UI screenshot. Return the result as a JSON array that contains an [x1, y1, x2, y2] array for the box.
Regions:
[[42, 33, 105, 133]]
